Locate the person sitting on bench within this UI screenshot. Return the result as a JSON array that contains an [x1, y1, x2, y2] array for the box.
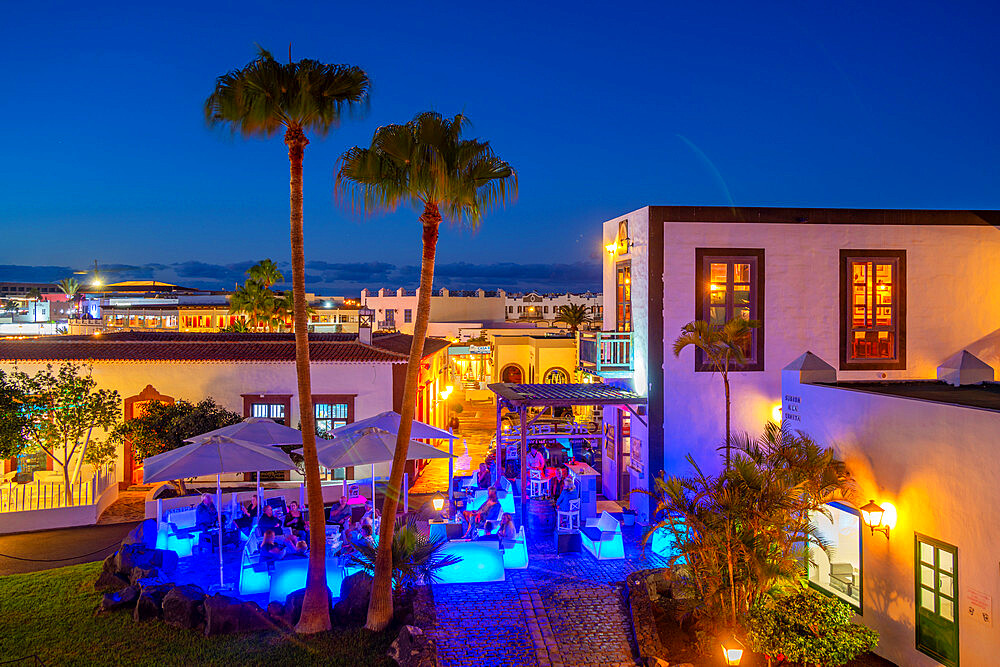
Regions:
[[195, 493, 218, 531], [257, 504, 282, 534], [475, 462, 491, 489], [497, 512, 517, 541], [461, 487, 499, 538], [328, 495, 351, 527], [283, 500, 308, 545], [259, 529, 286, 563]]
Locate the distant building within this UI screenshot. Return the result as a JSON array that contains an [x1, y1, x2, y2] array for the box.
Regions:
[[0, 282, 60, 297], [504, 291, 602, 325], [360, 287, 506, 336]]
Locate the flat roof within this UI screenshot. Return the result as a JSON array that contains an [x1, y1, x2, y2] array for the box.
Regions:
[[646, 206, 1000, 227], [488, 382, 646, 407], [818, 380, 1000, 413]]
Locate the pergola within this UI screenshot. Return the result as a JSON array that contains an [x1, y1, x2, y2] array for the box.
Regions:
[[487, 383, 647, 506]]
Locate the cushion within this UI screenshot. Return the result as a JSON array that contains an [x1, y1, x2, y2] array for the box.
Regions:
[[581, 526, 604, 542]]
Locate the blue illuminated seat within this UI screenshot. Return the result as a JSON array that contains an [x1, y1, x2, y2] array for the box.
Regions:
[[435, 540, 506, 583], [237, 529, 270, 596], [161, 507, 201, 558], [501, 526, 528, 569], [580, 511, 624, 560]]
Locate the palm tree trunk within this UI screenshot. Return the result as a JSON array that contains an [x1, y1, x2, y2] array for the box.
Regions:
[[723, 370, 731, 469], [366, 201, 441, 632], [284, 126, 330, 635]]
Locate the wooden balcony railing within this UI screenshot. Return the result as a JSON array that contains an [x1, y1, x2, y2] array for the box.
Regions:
[[577, 331, 633, 374]]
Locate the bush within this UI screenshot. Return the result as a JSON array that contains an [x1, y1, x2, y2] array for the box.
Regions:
[[746, 589, 878, 667]]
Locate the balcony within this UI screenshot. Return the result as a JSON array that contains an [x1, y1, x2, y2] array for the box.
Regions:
[[578, 331, 633, 376]]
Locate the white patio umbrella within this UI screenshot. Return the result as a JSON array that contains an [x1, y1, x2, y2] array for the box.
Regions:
[[143, 435, 297, 590], [184, 417, 305, 516], [297, 428, 454, 500], [328, 410, 456, 441]]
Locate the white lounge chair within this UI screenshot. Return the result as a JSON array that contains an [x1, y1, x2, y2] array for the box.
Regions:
[[580, 511, 624, 560]]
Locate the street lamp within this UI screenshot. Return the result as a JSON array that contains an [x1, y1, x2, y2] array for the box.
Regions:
[[860, 499, 891, 539], [721, 636, 744, 666], [432, 491, 445, 513]]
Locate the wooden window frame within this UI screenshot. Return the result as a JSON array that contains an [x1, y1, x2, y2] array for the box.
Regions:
[[840, 249, 906, 371], [694, 248, 765, 372], [805, 501, 863, 613], [312, 394, 356, 436], [616, 261, 632, 333], [241, 394, 292, 426]]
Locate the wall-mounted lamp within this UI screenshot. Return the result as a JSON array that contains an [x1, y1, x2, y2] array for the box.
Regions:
[[721, 636, 744, 666], [860, 499, 896, 539], [770, 403, 782, 423], [439, 385, 454, 401], [605, 241, 618, 256]]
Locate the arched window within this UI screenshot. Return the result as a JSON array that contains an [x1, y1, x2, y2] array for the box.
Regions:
[[500, 364, 524, 383], [543, 368, 569, 384]]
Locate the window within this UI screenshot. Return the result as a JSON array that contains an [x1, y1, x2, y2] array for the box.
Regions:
[[315, 402, 348, 436], [840, 250, 905, 370], [695, 248, 764, 371], [616, 262, 632, 332], [251, 403, 285, 422], [915, 535, 959, 666], [807, 502, 862, 610], [242, 394, 292, 426], [404, 309, 412, 323], [544, 306, 549, 314], [543, 368, 569, 383]]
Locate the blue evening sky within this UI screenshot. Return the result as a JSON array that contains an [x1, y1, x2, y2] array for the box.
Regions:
[[0, 1, 996, 289]]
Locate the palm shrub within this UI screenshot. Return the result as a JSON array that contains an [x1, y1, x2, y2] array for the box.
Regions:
[[349, 514, 461, 590], [746, 589, 878, 667], [554, 303, 591, 334], [640, 422, 854, 632]]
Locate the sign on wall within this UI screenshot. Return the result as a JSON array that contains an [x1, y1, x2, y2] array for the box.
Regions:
[[967, 588, 993, 626], [783, 394, 802, 422], [604, 424, 615, 460], [469, 345, 491, 354], [628, 438, 643, 475]]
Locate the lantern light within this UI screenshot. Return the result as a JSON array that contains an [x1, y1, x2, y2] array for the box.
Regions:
[[860, 499, 891, 538], [771, 403, 782, 423], [605, 241, 618, 255], [431, 492, 445, 512], [721, 636, 744, 666]]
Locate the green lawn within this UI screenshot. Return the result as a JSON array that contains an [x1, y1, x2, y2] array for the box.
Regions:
[[0, 562, 395, 666]]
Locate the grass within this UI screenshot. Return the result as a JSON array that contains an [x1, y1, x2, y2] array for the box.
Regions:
[[0, 562, 396, 666]]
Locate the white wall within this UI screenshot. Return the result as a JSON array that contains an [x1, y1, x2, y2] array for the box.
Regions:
[[658, 220, 1000, 478], [361, 290, 505, 334], [784, 370, 1000, 667]]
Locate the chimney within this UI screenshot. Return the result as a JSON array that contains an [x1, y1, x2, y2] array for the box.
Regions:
[[358, 307, 374, 345]]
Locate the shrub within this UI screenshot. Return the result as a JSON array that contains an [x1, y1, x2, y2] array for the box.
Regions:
[[349, 514, 461, 589], [746, 589, 878, 667]]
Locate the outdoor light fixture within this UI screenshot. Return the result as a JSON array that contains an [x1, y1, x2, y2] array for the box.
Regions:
[[721, 636, 744, 666], [439, 385, 454, 400], [432, 492, 445, 512], [605, 240, 618, 256], [860, 499, 892, 539], [771, 403, 782, 423]]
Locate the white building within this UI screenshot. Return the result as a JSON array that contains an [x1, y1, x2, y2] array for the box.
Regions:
[[583, 206, 1000, 521], [782, 349, 999, 667], [360, 287, 506, 335], [504, 291, 602, 325]]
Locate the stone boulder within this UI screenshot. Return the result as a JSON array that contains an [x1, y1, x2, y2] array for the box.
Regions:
[[115, 544, 158, 573], [129, 567, 162, 585], [120, 519, 158, 549], [387, 625, 436, 667], [204, 594, 243, 636], [283, 587, 335, 627], [133, 582, 174, 622], [331, 572, 372, 624], [238, 601, 273, 633], [162, 584, 206, 630], [101, 585, 140, 612], [94, 569, 130, 593]]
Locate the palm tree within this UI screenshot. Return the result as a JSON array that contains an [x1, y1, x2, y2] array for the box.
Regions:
[[206, 46, 370, 635], [228, 280, 276, 331], [673, 317, 761, 468], [336, 111, 516, 631], [554, 303, 591, 334], [56, 278, 82, 316], [247, 259, 284, 289]]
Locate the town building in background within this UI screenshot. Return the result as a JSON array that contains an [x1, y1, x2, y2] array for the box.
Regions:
[[360, 287, 507, 337], [504, 291, 602, 324]]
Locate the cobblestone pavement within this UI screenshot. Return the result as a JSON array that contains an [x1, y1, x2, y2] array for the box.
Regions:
[[428, 524, 669, 667], [96, 485, 151, 524], [410, 390, 495, 495]]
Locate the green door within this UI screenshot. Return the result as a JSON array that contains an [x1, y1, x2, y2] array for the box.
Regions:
[[915, 534, 959, 666]]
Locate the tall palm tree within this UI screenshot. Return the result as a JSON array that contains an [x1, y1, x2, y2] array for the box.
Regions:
[[673, 317, 761, 468], [206, 47, 370, 635], [247, 259, 284, 289], [554, 303, 591, 334], [336, 112, 516, 631], [228, 280, 276, 331], [56, 278, 82, 316]]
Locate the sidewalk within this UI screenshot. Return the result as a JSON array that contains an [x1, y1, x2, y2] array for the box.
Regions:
[[410, 390, 495, 495]]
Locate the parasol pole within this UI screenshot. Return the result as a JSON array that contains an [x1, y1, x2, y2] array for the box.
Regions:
[[371, 463, 376, 503], [216, 473, 224, 590]]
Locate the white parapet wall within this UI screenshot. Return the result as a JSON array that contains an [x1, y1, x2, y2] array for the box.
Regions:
[[0, 480, 119, 535]]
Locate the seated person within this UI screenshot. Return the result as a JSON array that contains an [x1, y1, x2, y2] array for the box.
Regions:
[[357, 523, 375, 548], [257, 504, 283, 534], [361, 500, 380, 532], [556, 476, 579, 512], [477, 520, 499, 541], [283, 500, 308, 544], [195, 493, 217, 531], [526, 445, 546, 472], [327, 495, 351, 526], [475, 462, 491, 489], [337, 519, 362, 556], [235, 494, 260, 534], [496, 512, 517, 542], [259, 529, 286, 563], [461, 487, 499, 538], [551, 466, 571, 499]]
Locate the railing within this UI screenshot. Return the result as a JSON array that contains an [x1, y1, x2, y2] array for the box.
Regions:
[[0, 464, 116, 513], [578, 331, 633, 374]]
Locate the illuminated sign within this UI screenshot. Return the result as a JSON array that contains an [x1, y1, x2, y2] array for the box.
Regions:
[[469, 345, 491, 354]]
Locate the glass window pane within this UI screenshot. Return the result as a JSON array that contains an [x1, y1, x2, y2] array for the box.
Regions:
[[710, 263, 728, 282], [733, 263, 750, 283], [710, 287, 726, 304], [920, 542, 935, 565], [710, 307, 727, 326], [734, 287, 750, 306], [315, 403, 332, 419], [938, 573, 953, 598], [938, 549, 954, 573], [921, 565, 936, 588], [920, 587, 936, 612], [940, 597, 954, 620]]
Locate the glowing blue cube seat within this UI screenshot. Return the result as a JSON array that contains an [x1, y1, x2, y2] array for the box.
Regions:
[[466, 476, 516, 515], [161, 508, 201, 558], [238, 530, 270, 596], [268, 555, 309, 603], [501, 526, 529, 569], [435, 540, 506, 583], [650, 526, 675, 557], [580, 511, 624, 560]]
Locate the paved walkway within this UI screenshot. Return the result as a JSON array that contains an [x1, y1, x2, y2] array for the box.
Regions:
[[410, 390, 495, 495], [0, 521, 139, 576], [427, 524, 668, 667], [97, 485, 152, 524]]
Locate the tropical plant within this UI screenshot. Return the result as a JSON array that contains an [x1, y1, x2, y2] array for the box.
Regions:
[[229, 280, 276, 331], [109, 398, 242, 494], [25, 287, 42, 300], [639, 422, 854, 632], [349, 514, 461, 590], [11, 363, 121, 504], [206, 45, 370, 635], [56, 278, 82, 315], [336, 111, 516, 630], [554, 303, 592, 334], [747, 589, 878, 667], [0, 370, 29, 459], [246, 258, 284, 289], [672, 317, 761, 468], [220, 319, 251, 333]]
